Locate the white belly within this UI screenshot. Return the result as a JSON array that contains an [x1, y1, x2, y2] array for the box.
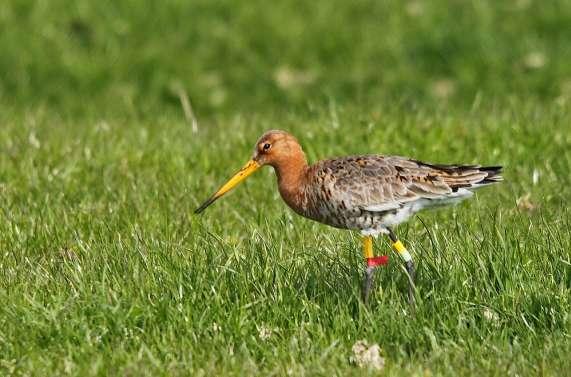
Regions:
[[358, 189, 474, 237]]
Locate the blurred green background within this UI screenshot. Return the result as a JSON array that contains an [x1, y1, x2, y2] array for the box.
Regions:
[[2, 0, 571, 117]]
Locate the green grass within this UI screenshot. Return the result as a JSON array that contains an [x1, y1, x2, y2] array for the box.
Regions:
[[1, 103, 570, 376], [1, 0, 571, 375], [2, 0, 571, 115]]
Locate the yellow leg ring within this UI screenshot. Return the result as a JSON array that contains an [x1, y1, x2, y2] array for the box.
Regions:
[[392, 240, 412, 262], [363, 236, 374, 259]]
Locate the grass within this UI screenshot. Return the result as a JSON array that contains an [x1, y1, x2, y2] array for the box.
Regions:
[[2, 0, 571, 115], [1, 103, 570, 375], [1, 0, 571, 375]]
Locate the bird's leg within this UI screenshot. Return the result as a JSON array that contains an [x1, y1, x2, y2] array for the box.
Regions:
[[362, 236, 375, 304], [387, 228, 415, 304], [361, 235, 389, 305]]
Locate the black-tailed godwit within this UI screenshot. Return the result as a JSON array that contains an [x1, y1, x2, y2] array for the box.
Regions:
[[195, 130, 502, 303]]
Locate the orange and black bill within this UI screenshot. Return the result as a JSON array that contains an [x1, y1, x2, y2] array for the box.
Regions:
[[194, 159, 260, 214]]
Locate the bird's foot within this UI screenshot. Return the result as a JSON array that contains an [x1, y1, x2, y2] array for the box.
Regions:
[[362, 255, 389, 305], [405, 260, 416, 306], [362, 266, 375, 305]]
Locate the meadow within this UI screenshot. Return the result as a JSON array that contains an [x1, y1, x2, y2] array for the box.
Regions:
[[1, 1, 571, 375]]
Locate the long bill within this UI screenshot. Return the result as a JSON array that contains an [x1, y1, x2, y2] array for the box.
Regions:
[[194, 159, 261, 214]]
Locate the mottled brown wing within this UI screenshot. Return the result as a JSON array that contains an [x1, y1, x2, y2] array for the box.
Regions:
[[313, 155, 501, 211]]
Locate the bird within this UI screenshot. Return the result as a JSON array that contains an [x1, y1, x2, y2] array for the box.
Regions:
[[195, 130, 502, 304]]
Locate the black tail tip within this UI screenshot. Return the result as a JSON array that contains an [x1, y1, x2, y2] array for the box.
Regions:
[[481, 165, 503, 183]]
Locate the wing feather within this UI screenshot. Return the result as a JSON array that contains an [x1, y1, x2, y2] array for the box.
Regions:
[[310, 155, 501, 214]]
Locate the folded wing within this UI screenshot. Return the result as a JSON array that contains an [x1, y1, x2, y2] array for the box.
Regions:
[[319, 155, 502, 214]]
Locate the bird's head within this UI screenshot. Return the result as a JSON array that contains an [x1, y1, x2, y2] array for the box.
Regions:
[[251, 130, 303, 167], [194, 130, 303, 214]]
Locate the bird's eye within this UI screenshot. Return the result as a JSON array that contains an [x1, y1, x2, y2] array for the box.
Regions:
[[263, 143, 271, 151]]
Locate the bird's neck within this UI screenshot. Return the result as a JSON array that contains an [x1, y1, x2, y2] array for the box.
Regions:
[[274, 152, 309, 210]]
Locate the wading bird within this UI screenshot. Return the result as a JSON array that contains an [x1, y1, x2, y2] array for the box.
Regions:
[[195, 130, 502, 304]]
